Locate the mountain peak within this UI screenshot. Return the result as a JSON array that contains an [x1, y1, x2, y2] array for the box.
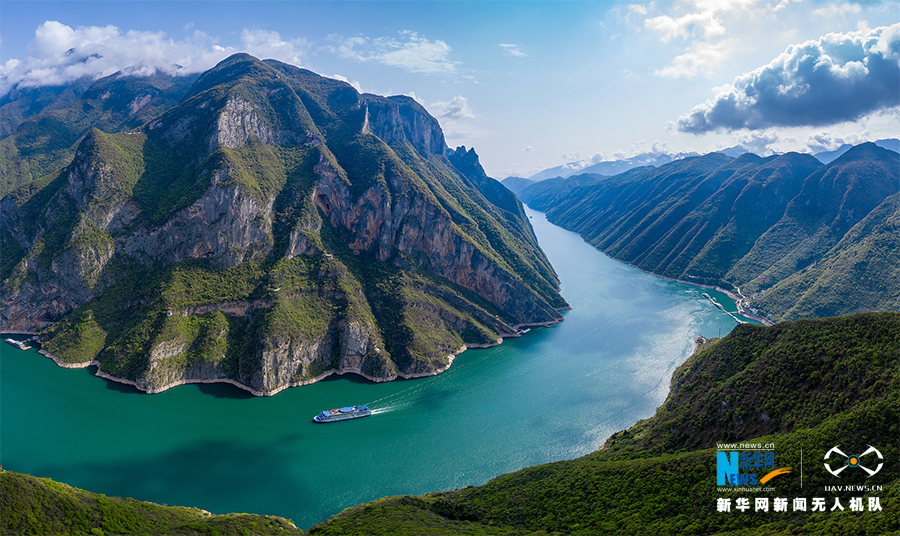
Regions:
[[1, 55, 566, 395]]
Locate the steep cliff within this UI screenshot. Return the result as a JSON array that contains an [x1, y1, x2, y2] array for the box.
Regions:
[[0, 53, 565, 394]]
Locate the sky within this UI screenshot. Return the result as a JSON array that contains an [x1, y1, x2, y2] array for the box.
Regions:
[[1, 1, 898, 179]]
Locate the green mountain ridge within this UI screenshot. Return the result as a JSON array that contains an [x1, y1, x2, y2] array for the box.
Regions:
[[505, 144, 900, 322], [0, 53, 566, 395], [0, 470, 305, 536]]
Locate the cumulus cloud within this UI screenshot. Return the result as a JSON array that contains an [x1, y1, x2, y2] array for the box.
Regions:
[[327, 30, 457, 74], [677, 23, 900, 133], [429, 95, 483, 139], [499, 43, 528, 57], [801, 130, 873, 152], [240, 29, 309, 66], [431, 95, 476, 120], [643, 0, 754, 77], [812, 3, 862, 17], [645, 10, 726, 42], [0, 21, 314, 95], [728, 130, 785, 155], [403, 91, 426, 106]]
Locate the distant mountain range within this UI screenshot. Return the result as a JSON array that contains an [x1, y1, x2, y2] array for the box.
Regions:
[[522, 150, 700, 182], [518, 138, 899, 183], [505, 142, 900, 322], [0, 53, 566, 394]]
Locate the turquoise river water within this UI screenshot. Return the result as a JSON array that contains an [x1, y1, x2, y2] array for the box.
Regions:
[[0, 207, 756, 529]]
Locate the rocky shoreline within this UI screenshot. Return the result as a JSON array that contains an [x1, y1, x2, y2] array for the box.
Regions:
[[26, 317, 562, 396]]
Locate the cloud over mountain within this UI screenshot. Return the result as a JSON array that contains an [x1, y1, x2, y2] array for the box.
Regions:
[[0, 21, 310, 94], [677, 23, 900, 133]]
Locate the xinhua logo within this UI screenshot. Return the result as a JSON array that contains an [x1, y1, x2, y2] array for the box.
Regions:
[[717, 450, 791, 486], [823, 445, 883, 478]]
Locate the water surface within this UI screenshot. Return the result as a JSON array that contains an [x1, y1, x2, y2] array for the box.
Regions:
[[0, 208, 751, 528]]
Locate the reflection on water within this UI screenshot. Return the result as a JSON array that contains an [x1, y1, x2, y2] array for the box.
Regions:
[[0, 208, 747, 529]]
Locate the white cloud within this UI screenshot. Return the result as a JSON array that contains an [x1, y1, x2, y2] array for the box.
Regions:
[[240, 29, 308, 66], [677, 23, 900, 133], [730, 130, 784, 155], [327, 30, 457, 74], [801, 130, 873, 153], [330, 74, 363, 93], [629, 4, 651, 16], [431, 95, 477, 120], [1, 21, 315, 95], [812, 3, 862, 18], [403, 91, 426, 106], [645, 11, 726, 42], [655, 40, 734, 77], [643, 0, 755, 77], [429, 95, 483, 139], [499, 43, 528, 57]]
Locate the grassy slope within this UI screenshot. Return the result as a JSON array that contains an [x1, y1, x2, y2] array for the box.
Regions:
[[0, 471, 304, 536], [310, 312, 900, 535]]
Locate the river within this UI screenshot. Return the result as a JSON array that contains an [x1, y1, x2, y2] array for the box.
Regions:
[[0, 207, 754, 529]]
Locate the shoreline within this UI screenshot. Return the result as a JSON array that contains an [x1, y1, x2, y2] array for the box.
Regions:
[[19, 316, 563, 397], [601, 255, 773, 326]]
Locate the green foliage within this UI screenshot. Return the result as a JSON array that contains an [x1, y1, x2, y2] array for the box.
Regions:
[[42, 310, 107, 363], [12, 52, 565, 392], [0, 471, 304, 536], [751, 193, 900, 321], [524, 146, 899, 321], [310, 497, 521, 536]]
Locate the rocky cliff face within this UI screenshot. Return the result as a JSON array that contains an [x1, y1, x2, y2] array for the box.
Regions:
[[1, 53, 565, 394]]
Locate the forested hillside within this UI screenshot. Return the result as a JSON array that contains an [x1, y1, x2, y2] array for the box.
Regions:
[[505, 144, 900, 322]]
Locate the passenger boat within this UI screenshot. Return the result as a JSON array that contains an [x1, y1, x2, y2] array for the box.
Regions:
[[313, 405, 372, 423]]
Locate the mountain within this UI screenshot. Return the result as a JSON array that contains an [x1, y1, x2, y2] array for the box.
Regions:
[[813, 138, 900, 164], [0, 471, 305, 535], [503, 172, 606, 207], [0, 53, 566, 395], [513, 143, 899, 322], [526, 150, 698, 182], [0, 71, 200, 198], [309, 312, 900, 535]]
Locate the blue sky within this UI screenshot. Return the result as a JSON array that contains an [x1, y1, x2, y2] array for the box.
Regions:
[[2, 1, 898, 178]]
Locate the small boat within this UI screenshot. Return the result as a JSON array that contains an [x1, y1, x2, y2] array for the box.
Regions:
[[313, 405, 372, 423], [5, 338, 32, 350]]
